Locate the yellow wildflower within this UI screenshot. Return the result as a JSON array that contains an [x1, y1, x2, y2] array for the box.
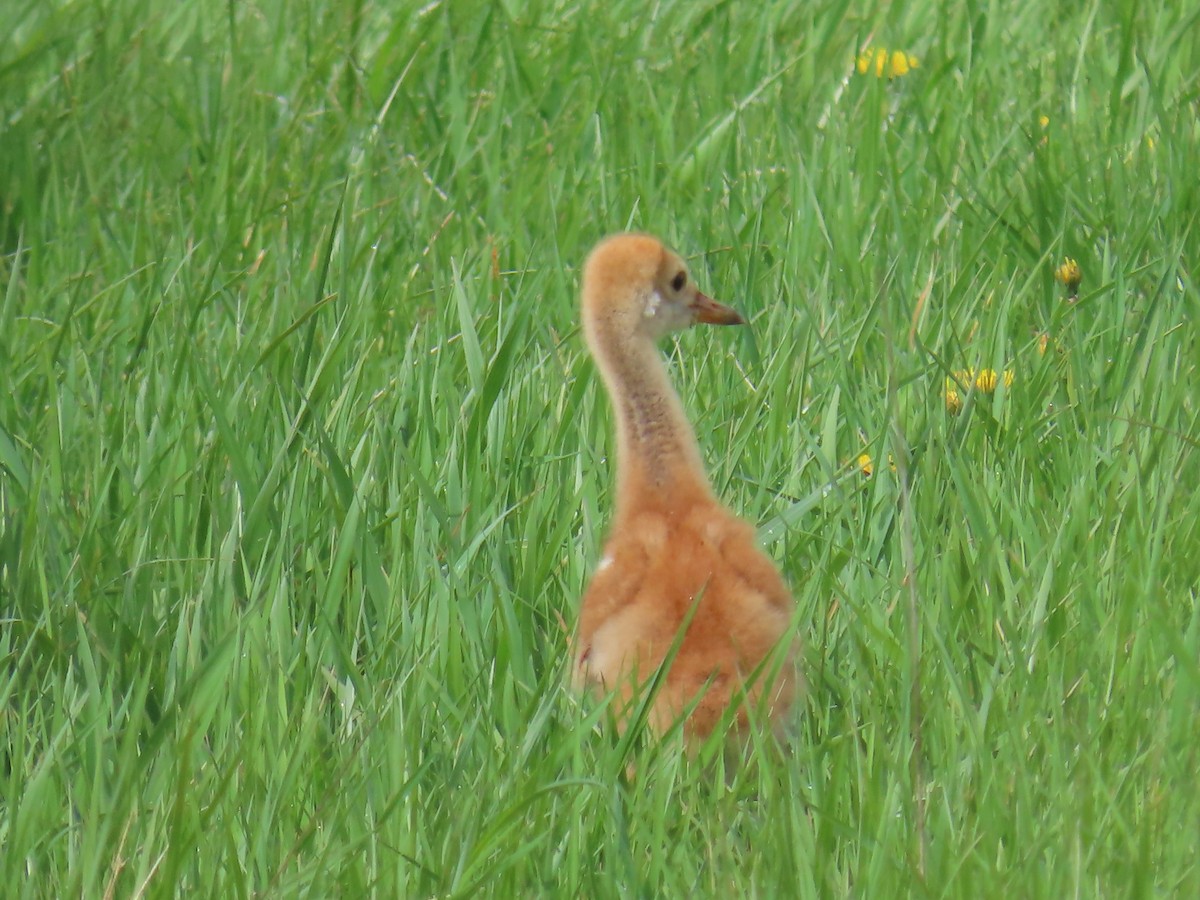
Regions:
[[946, 369, 1015, 393], [855, 48, 919, 78], [1037, 115, 1051, 147], [856, 453, 897, 477], [976, 368, 1014, 392], [1055, 257, 1082, 298], [974, 369, 997, 391], [945, 368, 1014, 413]]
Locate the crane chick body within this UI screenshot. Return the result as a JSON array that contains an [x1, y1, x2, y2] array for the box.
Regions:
[[573, 233, 797, 742]]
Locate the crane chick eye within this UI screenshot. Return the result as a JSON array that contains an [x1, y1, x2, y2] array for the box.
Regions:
[[671, 271, 686, 292]]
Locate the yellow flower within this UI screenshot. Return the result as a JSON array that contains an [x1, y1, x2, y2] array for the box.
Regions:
[[945, 368, 1014, 413], [855, 47, 919, 78], [856, 453, 897, 476], [946, 369, 1015, 393], [1036, 115, 1051, 147], [976, 368, 1014, 392], [1038, 332, 1050, 356], [1055, 257, 1082, 297]]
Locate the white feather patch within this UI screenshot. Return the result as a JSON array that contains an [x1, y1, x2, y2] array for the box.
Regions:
[[643, 290, 663, 319]]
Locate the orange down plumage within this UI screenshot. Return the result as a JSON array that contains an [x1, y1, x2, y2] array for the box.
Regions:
[[571, 233, 799, 743]]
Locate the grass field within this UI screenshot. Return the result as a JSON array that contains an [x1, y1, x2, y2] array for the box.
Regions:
[[3, 0, 1199, 896]]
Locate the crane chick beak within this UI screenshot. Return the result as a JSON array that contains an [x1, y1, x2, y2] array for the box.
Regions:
[[692, 291, 745, 326]]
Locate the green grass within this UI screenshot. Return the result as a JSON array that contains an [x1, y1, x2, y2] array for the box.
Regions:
[[2, 0, 1199, 895]]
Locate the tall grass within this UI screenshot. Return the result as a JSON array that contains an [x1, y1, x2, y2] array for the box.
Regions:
[[2, 0, 1198, 895]]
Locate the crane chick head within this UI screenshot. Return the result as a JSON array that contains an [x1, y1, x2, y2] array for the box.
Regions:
[[581, 233, 743, 347]]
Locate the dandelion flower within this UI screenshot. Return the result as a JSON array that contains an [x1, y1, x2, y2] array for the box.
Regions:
[[974, 369, 997, 391], [945, 368, 1014, 413], [1037, 115, 1051, 147], [945, 369, 1013, 392], [857, 453, 874, 477], [855, 47, 919, 78], [1055, 257, 1082, 299], [856, 453, 897, 476], [974, 368, 1014, 392]]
